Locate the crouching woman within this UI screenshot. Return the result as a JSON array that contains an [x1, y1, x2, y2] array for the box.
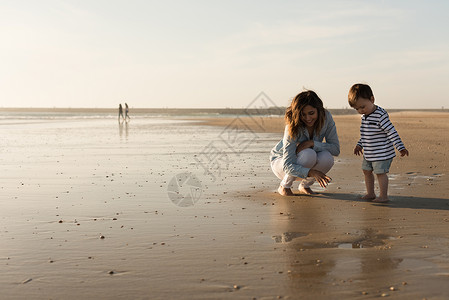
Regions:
[[270, 90, 340, 196]]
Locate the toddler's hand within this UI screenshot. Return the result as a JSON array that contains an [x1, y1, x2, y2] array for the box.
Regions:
[[400, 149, 409, 157], [353, 145, 363, 156]]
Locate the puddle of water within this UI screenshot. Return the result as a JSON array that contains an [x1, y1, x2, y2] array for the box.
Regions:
[[292, 230, 392, 250], [389, 174, 400, 181], [336, 231, 391, 249], [295, 242, 335, 250], [402, 172, 445, 180], [273, 229, 395, 251], [407, 174, 443, 180], [338, 242, 364, 249], [272, 232, 307, 243], [406, 172, 419, 175]]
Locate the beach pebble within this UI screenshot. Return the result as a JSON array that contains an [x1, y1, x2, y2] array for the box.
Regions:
[[100, 235, 105, 239], [233, 285, 240, 290], [389, 286, 396, 291]]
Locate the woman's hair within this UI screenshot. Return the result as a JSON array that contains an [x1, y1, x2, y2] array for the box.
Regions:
[[348, 83, 374, 107], [285, 90, 326, 138]]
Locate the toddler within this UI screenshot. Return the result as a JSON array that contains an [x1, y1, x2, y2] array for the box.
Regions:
[[348, 83, 409, 203]]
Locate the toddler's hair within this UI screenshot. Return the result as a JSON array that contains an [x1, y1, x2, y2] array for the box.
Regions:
[[348, 83, 374, 107]]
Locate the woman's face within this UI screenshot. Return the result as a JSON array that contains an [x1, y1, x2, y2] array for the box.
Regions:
[[300, 105, 318, 128]]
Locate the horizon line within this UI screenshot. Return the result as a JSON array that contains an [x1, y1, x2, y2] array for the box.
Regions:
[[1, 107, 447, 110]]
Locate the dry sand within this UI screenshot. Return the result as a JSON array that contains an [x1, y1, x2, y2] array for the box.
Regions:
[[1, 111, 449, 299]]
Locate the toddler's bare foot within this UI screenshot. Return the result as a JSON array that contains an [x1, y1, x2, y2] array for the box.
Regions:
[[298, 186, 316, 195], [372, 197, 390, 203], [278, 186, 294, 196], [360, 194, 376, 201]]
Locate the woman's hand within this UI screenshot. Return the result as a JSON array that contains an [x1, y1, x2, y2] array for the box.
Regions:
[[307, 169, 332, 188], [296, 140, 314, 154]]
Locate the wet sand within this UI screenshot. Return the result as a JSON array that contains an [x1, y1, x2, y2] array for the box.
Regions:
[[1, 111, 449, 299]]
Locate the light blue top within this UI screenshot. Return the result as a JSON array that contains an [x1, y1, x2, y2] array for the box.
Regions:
[[270, 110, 340, 179]]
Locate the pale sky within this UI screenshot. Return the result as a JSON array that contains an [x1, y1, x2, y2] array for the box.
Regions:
[[1, 0, 448, 109]]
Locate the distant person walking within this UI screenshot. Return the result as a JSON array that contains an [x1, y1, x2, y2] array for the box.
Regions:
[[118, 104, 124, 122], [125, 103, 130, 122]]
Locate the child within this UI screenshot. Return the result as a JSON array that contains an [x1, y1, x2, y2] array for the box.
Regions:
[[348, 83, 409, 203]]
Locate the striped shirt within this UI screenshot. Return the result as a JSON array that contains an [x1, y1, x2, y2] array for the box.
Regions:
[[357, 106, 405, 161]]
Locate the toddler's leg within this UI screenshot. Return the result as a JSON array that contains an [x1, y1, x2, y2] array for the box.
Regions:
[[373, 173, 389, 203], [362, 169, 376, 200]]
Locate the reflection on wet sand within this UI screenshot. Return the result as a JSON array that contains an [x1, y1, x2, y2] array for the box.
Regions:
[[271, 196, 402, 297], [119, 121, 129, 139]]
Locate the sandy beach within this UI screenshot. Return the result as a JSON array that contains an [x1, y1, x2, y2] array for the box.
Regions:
[[1, 111, 449, 299]]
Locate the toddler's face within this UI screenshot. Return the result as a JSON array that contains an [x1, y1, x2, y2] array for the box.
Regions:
[[353, 97, 376, 115]]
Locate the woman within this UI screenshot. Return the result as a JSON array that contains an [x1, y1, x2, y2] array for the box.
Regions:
[[270, 90, 340, 196]]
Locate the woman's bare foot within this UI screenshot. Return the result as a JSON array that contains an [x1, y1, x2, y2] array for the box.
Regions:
[[278, 186, 294, 196], [360, 194, 376, 201], [372, 197, 390, 203], [298, 186, 316, 195]]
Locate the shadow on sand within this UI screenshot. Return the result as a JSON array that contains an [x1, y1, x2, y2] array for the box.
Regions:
[[316, 192, 449, 211]]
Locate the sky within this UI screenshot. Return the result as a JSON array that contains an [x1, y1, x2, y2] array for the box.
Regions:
[[1, 0, 448, 109]]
